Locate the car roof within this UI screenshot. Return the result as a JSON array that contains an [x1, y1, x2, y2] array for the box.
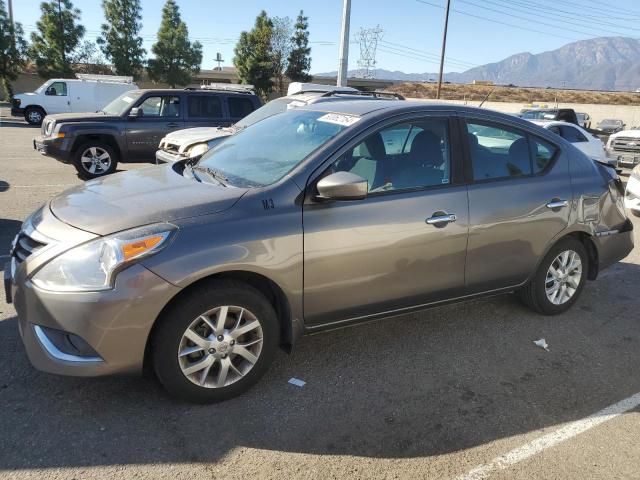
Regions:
[[532, 120, 584, 129], [127, 89, 256, 96]]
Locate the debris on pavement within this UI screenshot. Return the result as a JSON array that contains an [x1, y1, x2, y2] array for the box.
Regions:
[[288, 377, 306, 387], [533, 338, 549, 351]]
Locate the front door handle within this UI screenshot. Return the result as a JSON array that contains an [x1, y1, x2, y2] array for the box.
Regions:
[[546, 200, 568, 209], [167, 123, 180, 128], [426, 213, 457, 226]]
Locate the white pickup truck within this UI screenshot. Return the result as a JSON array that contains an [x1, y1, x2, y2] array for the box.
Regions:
[[11, 74, 137, 125], [605, 129, 640, 170]]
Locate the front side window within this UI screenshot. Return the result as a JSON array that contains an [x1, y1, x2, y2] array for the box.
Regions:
[[467, 121, 532, 180], [139, 96, 180, 117], [332, 118, 450, 193], [228, 97, 255, 118], [46, 81, 67, 96], [187, 95, 222, 118], [198, 110, 350, 187]]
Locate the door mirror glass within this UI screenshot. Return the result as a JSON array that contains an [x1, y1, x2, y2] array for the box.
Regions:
[[316, 171, 368, 201], [129, 107, 143, 118]]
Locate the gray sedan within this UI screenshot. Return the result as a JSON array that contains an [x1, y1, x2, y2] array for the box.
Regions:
[[5, 101, 634, 403]]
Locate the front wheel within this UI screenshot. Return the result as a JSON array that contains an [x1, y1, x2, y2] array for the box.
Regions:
[[24, 107, 45, 126], [73, 142, 118, 179], [152, 281, 280, 403], [518, 237, 588, 315]]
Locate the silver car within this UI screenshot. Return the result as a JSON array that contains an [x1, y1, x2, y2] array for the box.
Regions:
[[5, 102, 634, 403]]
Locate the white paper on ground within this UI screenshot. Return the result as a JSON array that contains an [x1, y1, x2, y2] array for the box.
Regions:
[[533, 338, 549, 351], [288, 377, 306, 387]]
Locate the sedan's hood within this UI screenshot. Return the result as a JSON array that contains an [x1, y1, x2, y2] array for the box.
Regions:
[[46, 112, 120, 123], [162, 127, 235, 146], [50, 165, 248, 235], [609, 129, 640, 140]]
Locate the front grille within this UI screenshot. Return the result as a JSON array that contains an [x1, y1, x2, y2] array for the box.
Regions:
[[12, 231, 47, 264], [612, 137, 640, 154]]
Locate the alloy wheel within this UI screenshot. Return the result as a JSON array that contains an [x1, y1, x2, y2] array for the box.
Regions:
[[545, 250, 582, 305], [28, 110, 43, 124], [80, 147, 112, 175], [177, 306, 263, 388]]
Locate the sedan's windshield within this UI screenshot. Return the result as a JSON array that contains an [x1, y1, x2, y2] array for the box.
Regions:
[[601, 119, 622, 126], [235, 97, 305, 128], [101, 91, 141, 115], [521, 110, 558, 120], [197, 110, 355, 187]]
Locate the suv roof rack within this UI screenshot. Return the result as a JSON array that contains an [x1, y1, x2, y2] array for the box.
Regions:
[[287, 82, 359, 95], [328, 90, 405, 100], [185, 83, 256, 94], [75, 74, 134, 84]]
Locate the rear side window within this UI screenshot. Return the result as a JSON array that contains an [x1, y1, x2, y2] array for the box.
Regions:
[[188, 95, 223, 118], [466, 121, 532, 180], [560, 125, 587, 143], [228, 97, 255, 118], [530, 136, 558, 173]]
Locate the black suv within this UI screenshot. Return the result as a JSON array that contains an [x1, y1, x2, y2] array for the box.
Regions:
[[33, 87, 262, 179]]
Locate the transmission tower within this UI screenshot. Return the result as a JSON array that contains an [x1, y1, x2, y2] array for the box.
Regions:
[[357, 26, 383, 79]]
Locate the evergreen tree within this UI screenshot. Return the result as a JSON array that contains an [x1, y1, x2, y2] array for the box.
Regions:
[[97, 0, 146, 77], [29, 0, 85, 78], [286, 11, 311, 83], [233, 11, 274, 99], [147, 0, 202, 87], [0, 0, 28, 99]]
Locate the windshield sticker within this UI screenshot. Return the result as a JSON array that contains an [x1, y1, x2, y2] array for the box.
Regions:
[[122, 96, 134, 103], [317, 113, 360, 127]]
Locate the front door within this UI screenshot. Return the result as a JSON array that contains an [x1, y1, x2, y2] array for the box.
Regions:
[[126, 94, 185, 160], [303, 116, 469, 326], [463, 117, 572, 292], [42, 81, 72, 114]]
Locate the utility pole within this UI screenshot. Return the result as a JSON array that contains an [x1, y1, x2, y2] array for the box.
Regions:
[[7, 0, 13, 27], [436, 0, 451, 100], [57, 0, 66, 64], [337, 0, 351, 87]]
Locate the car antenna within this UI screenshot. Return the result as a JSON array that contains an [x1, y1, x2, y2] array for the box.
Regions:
[[478, 88, 496, 108]]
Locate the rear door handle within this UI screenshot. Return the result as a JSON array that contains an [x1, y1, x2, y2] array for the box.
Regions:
[[426, 213, 457, 225], [546, 200, 568, 209], [167, 123, 180, 128]]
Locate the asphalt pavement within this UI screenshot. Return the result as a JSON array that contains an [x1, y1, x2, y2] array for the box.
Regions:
[[1, 119, 639, 480]]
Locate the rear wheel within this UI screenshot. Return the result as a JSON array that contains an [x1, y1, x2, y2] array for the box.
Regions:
[[518, 237, 588, 315], [24, 107, 45, 126], [152, 280, 279, 403], [73, 142, 118, 180]]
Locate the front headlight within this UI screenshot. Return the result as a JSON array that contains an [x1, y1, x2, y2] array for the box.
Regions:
[[45, 120, 54, 136], [32, 223, 176, 292], [188, 143, 209, 158]]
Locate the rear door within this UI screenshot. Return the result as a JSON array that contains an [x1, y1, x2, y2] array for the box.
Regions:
[[463, 116, 572, 293], [125, 94, 185, 160], [184, 93, 229, 128], [303, 114, 469, 326]]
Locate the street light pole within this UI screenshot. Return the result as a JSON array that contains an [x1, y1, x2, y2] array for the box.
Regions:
[[337, 0, 351, 87], [436, 0, 451, 100]]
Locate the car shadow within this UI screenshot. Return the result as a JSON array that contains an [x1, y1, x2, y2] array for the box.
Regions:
[[0, 218, 21, 266], [0, 260, 639, 470]]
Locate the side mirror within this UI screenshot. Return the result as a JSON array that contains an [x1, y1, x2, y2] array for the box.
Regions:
[[316, 171, 368, 201], [45, 88, 55, 96], [129, 107, 143, 118]]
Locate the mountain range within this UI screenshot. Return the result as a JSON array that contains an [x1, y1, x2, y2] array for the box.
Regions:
[[316, 37, 640, 91]]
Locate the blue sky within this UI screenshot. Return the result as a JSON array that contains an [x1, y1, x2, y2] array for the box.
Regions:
[[11, 0, 640, 74]]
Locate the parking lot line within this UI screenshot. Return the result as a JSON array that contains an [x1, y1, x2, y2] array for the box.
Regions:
[[457, 391, 640, 480]]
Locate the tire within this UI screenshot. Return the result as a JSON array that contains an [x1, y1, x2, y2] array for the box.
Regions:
[[151, 280, 280, 403], [632, 210, 640, 218], [518, 237, 588, 315], [24, 107, 45, 126], [72, 142, 118, 180]]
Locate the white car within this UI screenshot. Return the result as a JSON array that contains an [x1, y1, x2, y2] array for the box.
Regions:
[[156, 83, 403, 164], [625, 165, 640, 217], [531, 120, 607, 162], [11, 74, 138, 126]]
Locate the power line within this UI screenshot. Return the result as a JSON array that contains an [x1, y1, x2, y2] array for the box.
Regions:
[[415, 0, 580, 41], [378, 41, 477, 70], [580, 0, 640, 16], [482, 0, 640, 35], [504, 0, 640, 27], [380, 39, 479, 68]]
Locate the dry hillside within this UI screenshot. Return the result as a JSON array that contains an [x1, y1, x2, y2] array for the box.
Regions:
[[389, 82, 640, 106]]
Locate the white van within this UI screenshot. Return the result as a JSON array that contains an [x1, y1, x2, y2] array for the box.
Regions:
[[11, 74, 138, 125]]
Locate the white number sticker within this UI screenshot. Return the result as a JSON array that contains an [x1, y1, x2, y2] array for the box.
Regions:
[[317, 113, 360, 127]]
